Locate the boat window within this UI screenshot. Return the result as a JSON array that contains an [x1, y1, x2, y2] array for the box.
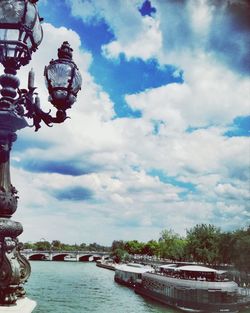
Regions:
[[221, 292, 237, 303], [197, 289, 209, 303], [208, 290, 221, 303]]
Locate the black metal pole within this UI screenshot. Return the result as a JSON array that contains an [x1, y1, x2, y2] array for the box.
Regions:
[[0, 67, 30, 305]]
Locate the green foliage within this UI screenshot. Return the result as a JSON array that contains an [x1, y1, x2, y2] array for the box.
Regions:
[[22, 224, 249, 272], [125, 240, 144, 255], [51, 240, 61, 250], [186, 224, 221, 265], [111, 240, 128, 262], [35, 241, 51, 251], [218, 232, 234, 264], [112, 248, 129, 263], [22, 240, 110, 252], [230, 226, 250, 272], [23, 242, 36, 250], [111, 239, 160, 262], [142, 240, 160, 256], [159, 229, 186, 261]]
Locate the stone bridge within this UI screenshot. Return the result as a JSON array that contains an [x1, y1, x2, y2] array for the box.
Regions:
[[21, 250, 110, 262]]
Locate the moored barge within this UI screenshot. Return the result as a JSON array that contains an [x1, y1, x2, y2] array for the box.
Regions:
[[135, 265, 244, 313]]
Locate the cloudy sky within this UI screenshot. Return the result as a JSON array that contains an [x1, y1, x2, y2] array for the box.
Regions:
[[12, 0, 250, 245]]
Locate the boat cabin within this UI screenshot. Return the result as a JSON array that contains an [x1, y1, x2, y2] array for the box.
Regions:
[[114, 263, 153, 287], [159, 264, 177, 275], [174, 265, 230, 282]]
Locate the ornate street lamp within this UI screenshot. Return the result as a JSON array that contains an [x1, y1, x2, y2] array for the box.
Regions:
[[0, 0, 82, 309]]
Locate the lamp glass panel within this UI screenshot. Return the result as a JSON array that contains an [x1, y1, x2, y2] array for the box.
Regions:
[[6, 45, 15, 57], [1, 29, 20, 41], [47, 63, 72, 88], [71, 70, 82, 93], [0, 0, 24, 23], [24, 2, 37, 28], [0, 29, 8, 40], [32, 16, 43, 46]]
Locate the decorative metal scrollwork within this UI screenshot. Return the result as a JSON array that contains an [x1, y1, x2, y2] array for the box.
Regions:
[[0, 237, 30, 305]]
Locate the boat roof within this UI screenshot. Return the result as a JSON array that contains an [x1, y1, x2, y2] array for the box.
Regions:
[[116, 263, 153, 274], [175, 265, 217, 273], [127, 263, 145, 268], [160, 264, 177, 269]]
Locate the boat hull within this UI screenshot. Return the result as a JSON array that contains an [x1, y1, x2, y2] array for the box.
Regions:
[[96, 262, 115, 271], [114, 276, 135, 288], [135, 285, 239, 313]]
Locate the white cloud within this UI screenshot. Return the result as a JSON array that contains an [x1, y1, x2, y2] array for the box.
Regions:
[[8, 1, 250, 245], [102, 16, 162, 60], [67, 0, 162, 61], [215, 183, 250, 200], [126, 55, 250, 129], [188, 0, 214, 38]]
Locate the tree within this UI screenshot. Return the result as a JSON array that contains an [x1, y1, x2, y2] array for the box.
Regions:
[[112, 248, 129, 263], [159, 229, 186, 261], [111, 240, 126, 263], [111, 240, 125, 252], [51, 240, 62, 251], [79, 243, 87, 250], [186, 224, 221, 265], [125, 240, 144, 255], [171, 238, 187, 261], [217, 232, 234, 265], [23, 242, 36, 250], [35, 240, 51, 251], [88, 242, 103, 251], [231, 226, 250, 272], [142, 240, 160, 256]]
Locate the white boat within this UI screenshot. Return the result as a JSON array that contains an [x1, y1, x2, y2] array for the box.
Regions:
[[114, 263, 154, 287], [135, 264, 242, 313], [64, 255, 77, 262]]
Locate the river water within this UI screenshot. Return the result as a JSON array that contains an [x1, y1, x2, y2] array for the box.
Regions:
[[26, 261, 176, 313], [25, 262, 250, 313]]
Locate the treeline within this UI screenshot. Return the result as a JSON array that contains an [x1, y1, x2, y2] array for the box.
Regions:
[[23, 240, 111, 252], [23, 224, 249, 273], [111, 224, 250, 273]]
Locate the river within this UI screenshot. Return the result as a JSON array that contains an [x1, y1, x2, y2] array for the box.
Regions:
[[25, 261, 250, 313]]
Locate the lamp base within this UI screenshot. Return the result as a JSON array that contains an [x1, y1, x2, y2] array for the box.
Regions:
[[0, 297, 36, 313]]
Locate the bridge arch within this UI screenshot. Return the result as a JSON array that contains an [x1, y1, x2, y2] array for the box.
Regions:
[[52, 253, 70, 261], [78, 254, 93, 262], [29, 253, 47, 261]]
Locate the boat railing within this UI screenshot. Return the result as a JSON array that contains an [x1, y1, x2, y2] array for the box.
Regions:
[[151, 271, 233, 283], [238, 287, 250, 296]]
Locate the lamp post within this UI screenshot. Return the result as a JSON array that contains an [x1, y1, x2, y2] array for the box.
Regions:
[[0, 0, 82, 310]]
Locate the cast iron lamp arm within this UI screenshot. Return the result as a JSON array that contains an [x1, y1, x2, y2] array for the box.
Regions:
[[9, 41, 82, 132], [15, 84, 70, 132]]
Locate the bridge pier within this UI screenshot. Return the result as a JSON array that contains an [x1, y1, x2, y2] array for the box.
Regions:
[[48, 253, 53, 261]]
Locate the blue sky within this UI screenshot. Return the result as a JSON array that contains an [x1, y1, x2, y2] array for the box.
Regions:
[[11, 0, 250, 245]]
